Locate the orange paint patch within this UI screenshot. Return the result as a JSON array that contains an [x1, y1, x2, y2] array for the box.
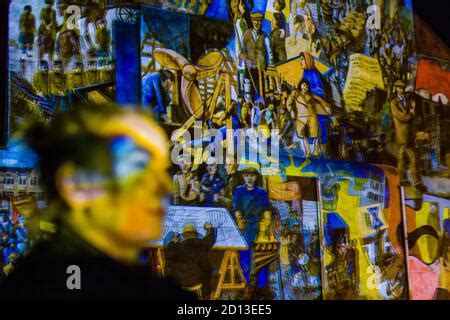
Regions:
[[375, 165, 404, 257], [416, 58, 450, 99]]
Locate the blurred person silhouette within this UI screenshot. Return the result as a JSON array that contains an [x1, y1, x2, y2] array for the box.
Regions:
[[0, 104, 194, 300]]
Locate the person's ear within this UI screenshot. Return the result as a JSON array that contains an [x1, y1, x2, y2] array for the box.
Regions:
[[55, 162, 107, 210]]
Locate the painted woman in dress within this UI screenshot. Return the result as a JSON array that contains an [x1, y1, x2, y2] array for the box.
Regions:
[[286, 79, 331, 157], [299, 52, 334, 157]]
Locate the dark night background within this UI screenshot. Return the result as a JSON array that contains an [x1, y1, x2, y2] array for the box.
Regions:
[[413, 0, 450, 46]]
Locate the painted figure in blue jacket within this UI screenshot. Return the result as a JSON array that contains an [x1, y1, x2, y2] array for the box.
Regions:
[[233, 165, 272, 288], [201, 157, 225, 207], [14, 217, 29, 255], [142, 69, 174, 122]]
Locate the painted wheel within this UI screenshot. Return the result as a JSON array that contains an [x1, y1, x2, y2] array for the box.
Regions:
[[116, 7, 139, 24]]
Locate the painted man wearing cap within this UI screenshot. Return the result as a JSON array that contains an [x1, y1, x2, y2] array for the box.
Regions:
[[390, 80, 425, 191], [49, 59, 69, 112], [142, 69, 175, 123], [233, 165, 272, 288], [173, 154, 203, 205], [201, 158, 225, 207], [240, 10, 273, 98]]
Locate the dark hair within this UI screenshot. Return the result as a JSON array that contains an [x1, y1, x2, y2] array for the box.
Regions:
[[272, 13, 284, 28], [293, 15, 304, 25], [159, 69, 175, 83], [24, 104, 125, 210], [24, 5, 32, 12], [298, 79, 310, 89], [274, 0, 286, 11]]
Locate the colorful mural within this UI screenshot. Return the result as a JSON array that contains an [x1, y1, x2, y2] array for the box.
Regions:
[[8, 0, 118, 136], [136, 0, 417, 300], [2, 0, 450, 300], [404, 56, 450, 300], [405, 194, 450, 300]]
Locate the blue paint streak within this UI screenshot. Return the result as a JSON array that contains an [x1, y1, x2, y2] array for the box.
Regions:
[[0, 138, 38, 169]]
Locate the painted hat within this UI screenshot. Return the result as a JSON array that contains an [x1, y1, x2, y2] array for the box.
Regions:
[[394, 80, 406, 88], [182, 224, 197, 234], [250, 10, 264, 21], [237, 163, 260, 174]]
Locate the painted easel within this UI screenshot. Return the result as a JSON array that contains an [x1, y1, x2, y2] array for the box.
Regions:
[[212, 249, 247, 300], [153, 248, 247, 300], [155, 248, 165, 276]]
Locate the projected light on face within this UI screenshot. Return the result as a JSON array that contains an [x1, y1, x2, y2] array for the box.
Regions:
[[110, 135, 152, 183], [63, 112, 172, 249]]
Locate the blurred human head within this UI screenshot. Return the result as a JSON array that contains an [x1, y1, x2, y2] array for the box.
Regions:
[[182, 224, 198, 239], [241, 169, 258, 189], [12, 195, 39, 220], [297, 0, 306, 9], [39, 60, 49, 73], [394, 80, 405, 96], [282, 225, 290, 236], [273, 0, 286, 12], [293, 15, 304, 29], [88, 59, 97, 71], [299, 52, 315, 70], [53, 60, 63, 74], [72, 61, 83, 74], [299, 79, 310, 94], [272, 12, 283, 30], [244, 93, 253, 103], [160, 69, 174, 92], [250, 11, 264, 33], [177, 154, 192, 174], [205, 157, 218, 176], [25, 104, 171, 261]]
